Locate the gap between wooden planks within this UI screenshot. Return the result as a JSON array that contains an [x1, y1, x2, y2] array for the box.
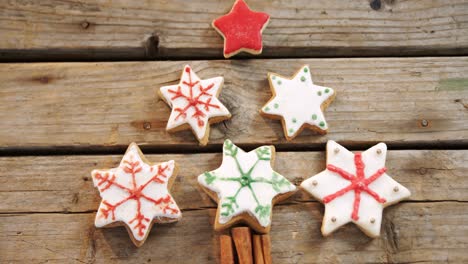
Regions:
[[0, 0, 467, 60], [1, 150, 467, 214], [0, 57, 467, 152], [1, 202, 467, 263]]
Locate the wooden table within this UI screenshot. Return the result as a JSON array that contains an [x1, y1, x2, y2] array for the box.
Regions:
[[1, 1, 467, 263]]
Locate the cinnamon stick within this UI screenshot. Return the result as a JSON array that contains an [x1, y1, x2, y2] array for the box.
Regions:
[[220, 234, 235, 264], [231, 227, 253, 264], [252, 234, 265, 264], [260, 234, 272, 264]]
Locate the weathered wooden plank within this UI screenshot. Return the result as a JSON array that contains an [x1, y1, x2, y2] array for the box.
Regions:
[[1, 150, 466, 213], [1, 0, 468, 60], [1, 202, 467, 263], [0, 57, 467, 150]]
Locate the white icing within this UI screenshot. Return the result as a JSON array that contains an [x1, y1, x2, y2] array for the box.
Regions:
[[301, 140, 411, 237], [92, 143, 181, 242], [198, 139, 296, 228], [261, 65, 334, 138], [159, 65, 231, 142]]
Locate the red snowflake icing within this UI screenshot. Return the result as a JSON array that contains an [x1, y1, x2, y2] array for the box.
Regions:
[[323, 153, 387, 221], [167, 66, 220, 127], [94, 156, 179, 237]]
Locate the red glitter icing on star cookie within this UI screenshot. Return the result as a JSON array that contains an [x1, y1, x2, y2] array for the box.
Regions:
[[213, 0, 270, 58]]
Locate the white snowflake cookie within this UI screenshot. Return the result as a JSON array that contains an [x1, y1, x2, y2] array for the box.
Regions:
[[159, 65, 231, 146], [198, 139, 297, 233], [92, 143, 181, 247], [301, 140, 411, 237], [260, 65, 336, 140]]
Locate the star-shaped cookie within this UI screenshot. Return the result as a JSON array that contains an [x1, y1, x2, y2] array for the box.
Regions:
[[260, 65, 336, 140], [159, 65, 231, 146], [92, 143, 181, 247], [301, 140, 411, 237], [213, 0, 270, 58], [198, 139, 296, 233]]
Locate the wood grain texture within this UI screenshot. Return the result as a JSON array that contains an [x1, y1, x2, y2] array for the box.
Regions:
[[1, 0, 468, 60], [0, 57, 467, 150], [1, 150, 466, 214], [1, 202, 467, 263]]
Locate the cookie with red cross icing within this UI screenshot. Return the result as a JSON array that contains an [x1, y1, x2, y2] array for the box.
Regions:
[[301, 140, 411, 237], [92, 143, 181, 247], [158, 65, 231, 146]]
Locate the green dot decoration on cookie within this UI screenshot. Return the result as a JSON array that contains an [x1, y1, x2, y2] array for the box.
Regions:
[[312, 114, 317, 120], [319, 121, 325, 127], [272, 76, 276, 80], [289, 128, 294, 134], [274, 103, 279, 109], [317, 91, 322, 96], [300, 76, 306, 82], [303, 67, 308, 73], [277, 80, 282, 85], [292, 118, 297, 123], [325, 88, 330, 93], [264, 107, 270, 111]]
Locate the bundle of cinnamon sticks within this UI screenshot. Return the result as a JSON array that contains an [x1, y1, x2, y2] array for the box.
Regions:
[[220, 227, 271, 264]]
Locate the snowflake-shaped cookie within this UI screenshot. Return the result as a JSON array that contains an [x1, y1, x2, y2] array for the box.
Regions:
[[92, 143, 181, 246], [260, 65, 336, 140], [198, 139, 296, 233], [301, 140, 411, 237], [159, 65, 231, 146]]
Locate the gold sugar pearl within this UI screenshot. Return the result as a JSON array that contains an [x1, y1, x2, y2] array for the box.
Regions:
[[370, 218, 376, 224], [393, 186, 399, 192], [376, 149, 382, 155], [331, 217, 337, 222], [334, 148, 340, 154], [312, 180, 318, 186]]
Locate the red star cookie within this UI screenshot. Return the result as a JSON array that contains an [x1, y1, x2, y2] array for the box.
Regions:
[[212, 0, 270, 58]]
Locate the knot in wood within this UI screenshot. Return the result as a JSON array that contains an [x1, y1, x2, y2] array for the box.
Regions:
[[370, 0, 382, 10], [143, 122, 151, 130], [421, 119, 429, 127], [81, 21, 90, 29]]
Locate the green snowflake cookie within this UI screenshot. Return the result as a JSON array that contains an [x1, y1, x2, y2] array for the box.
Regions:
[[198, 139, 296, 231]]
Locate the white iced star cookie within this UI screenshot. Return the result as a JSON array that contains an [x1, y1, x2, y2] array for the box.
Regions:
[[92, 143, 181, 247], [198, 139, 297, 233], [159, 65, 231, 146], [301, 140, 411, 237], [260, 65, 336, 140]]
